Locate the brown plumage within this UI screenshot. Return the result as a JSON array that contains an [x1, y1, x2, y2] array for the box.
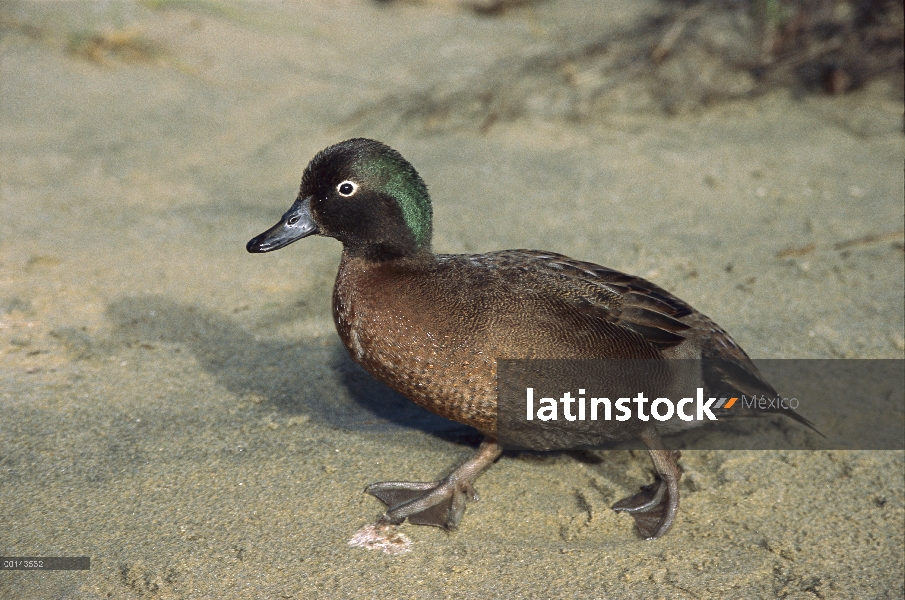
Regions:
[[246, 138, 807, 540], [333, 249, 744, 435]]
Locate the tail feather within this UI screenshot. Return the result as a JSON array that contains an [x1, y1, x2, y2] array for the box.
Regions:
[[704, 357, 825, 438]]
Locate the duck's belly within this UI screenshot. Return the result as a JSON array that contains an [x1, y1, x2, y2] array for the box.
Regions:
[[333, 284, 499, 434]]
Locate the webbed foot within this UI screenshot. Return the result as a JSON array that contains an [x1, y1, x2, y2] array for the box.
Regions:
[[367, 478, 476, 529], [365, 440, 502, 530], [612, 430, 682, 540]]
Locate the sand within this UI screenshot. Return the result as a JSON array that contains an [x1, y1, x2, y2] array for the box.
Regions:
[[1, 1, 903, 598]]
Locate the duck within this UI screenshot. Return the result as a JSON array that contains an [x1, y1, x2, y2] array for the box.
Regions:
[[246, 138, 813, 540]]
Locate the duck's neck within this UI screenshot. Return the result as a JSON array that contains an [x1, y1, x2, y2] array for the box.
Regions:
[[335, 247, 436, 314], [342, 241, 435, 264]]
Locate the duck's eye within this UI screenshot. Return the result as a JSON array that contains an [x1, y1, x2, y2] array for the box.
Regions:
[[337, 181, 358, 197]]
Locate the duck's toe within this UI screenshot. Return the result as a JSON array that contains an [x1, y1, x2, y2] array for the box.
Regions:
[[612, 477, 678, 540], [367, 478, 475, 529]]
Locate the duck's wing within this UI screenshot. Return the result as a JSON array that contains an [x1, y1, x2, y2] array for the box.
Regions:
[[478, 251, 822, 435], [484, 249, 694, 350]]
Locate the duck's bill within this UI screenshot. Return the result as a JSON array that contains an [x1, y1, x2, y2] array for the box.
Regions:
[[246, 196, 319, 253]]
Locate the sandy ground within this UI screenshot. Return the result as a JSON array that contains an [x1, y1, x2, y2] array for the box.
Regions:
[[1, 1, 903, 598]]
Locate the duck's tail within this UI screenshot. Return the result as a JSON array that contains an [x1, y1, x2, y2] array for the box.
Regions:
[[703, 356, 825, 438]]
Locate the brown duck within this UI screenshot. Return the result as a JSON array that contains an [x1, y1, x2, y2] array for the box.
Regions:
[[246, 138, 806, 540]]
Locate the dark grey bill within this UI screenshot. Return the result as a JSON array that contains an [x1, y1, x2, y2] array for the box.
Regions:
[[246, 197, 319, 253]]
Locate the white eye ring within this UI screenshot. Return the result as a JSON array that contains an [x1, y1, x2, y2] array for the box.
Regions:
[[337, 180, 358, 197]]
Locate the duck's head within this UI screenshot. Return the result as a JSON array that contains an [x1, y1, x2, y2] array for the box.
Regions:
[[246, 138, 432, 260]]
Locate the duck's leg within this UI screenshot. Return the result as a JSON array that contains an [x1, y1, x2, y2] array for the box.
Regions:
[[366, 440, 502, 530], [611, 425, 682, 540]]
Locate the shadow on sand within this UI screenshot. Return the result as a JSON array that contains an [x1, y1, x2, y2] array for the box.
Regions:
[[105, 294, 476, 441]]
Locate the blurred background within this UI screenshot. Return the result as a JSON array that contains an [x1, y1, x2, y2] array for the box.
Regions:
[[1, 1, 903, 598]]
